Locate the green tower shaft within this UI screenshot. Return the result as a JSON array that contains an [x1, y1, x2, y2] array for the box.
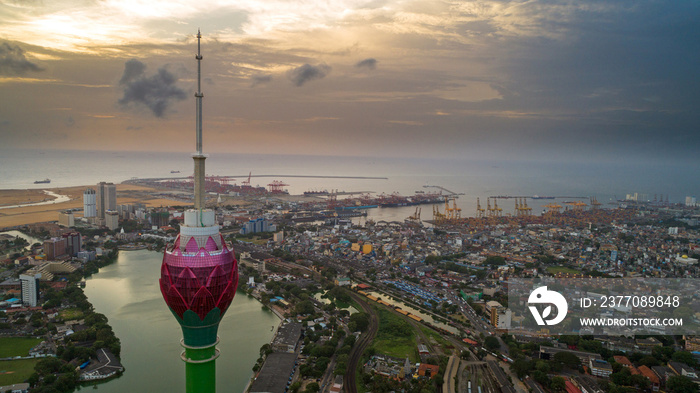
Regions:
[[181, 334, 219, 393], [176, 308, 224, 393]]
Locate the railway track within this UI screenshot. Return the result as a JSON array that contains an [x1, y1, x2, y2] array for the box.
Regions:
[[344, 292, 379, 393]]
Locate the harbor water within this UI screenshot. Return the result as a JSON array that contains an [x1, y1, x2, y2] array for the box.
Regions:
[[83, 249, 279, 393]]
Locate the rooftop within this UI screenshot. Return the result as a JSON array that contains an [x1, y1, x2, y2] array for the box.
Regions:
[[248, 352, 297, 393]]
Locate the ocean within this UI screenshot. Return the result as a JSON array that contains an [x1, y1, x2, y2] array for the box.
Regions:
[[1, 148, 697, 219]]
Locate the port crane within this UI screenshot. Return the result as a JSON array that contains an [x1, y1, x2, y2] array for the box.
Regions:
[[406, 207, 422, 224], [267, 180, 289, 193], [476, 198, 485, 218], [241, 171, 252, 187]]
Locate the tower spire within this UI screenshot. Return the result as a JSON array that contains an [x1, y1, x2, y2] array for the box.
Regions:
[[193, 29, 206, 211], [160, 30, 239, 393]]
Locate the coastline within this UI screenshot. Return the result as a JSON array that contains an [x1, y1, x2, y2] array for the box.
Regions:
[[0, 184, 186, 230]]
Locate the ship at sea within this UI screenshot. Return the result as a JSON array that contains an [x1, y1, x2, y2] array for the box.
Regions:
[[34, 179, 50, 184], [531, 195, 555, 199], [335, 205, 377, 210], [303, 189, 329, 196], [170, 170, 180, 173]]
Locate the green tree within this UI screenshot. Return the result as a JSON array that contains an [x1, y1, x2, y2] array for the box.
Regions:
[[550, 376, 566, 392], [668, 375, 700, 393], [553, 351, 580, 369], [511, 359, 533, 378], [295, 300, 315, 315], [672, 351, 698, 367], [484, 336, 500, 351], [348, 312, 370, 332]]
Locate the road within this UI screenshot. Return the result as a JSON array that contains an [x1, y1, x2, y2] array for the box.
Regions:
[[443, 355, 459, 393]]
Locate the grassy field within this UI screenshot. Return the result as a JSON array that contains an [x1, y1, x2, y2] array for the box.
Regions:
[[371, 307, 419, 362], [419, 325, 453, 354], [0, 337, 43, 358], [0, 359, 40, 386], [546, 266, 582, 275], [59, 308, 84, 320], [236, 237, 269, 245]]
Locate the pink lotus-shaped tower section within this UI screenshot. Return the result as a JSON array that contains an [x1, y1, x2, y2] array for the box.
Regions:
[[160, 233, 238, 320]]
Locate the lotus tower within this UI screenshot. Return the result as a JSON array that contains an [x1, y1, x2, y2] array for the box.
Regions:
[[159, 30, 239, 393]]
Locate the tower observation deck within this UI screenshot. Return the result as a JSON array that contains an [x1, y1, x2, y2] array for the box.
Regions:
[[159, 30, 239, 393]]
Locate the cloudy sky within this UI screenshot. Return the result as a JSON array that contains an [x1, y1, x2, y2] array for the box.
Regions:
[[0, 0, 698, 161]]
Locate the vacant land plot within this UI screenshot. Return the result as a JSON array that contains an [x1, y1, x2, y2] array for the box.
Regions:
[[0, 358, 40, 386], [371, 306, 419, 362], [59, 308, 84, 320], [0, 337, 43, 358], [546, 266, 582, 275]]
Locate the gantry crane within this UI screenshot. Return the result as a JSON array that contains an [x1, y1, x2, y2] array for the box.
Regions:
[[450, 197, 461, 220], [406, 207, 422, 224], [267, 180, 289, 193], [543, 203, 563, 214], [476, 197, 486, 218], [521, 198, 532, 216], [241, 171, 252, 187], [433, 204, 446, 224], [493, 198, 502, 217]]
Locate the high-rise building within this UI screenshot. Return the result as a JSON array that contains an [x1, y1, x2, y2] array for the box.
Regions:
[[105, 210, 119, 231], [239, 217, 276, 234], [686, 196, 697, 207], [150, 211, 171, 228], [160, 31, 239, 393], [96, 182, 117, 219], [83, 188, 97, 218], [62, 231, 82, 256], [43, 237, 67, 260], [20, 273, 41, 307]]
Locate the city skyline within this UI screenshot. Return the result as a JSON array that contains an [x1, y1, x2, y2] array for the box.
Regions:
[[0, 0, 698, 162]]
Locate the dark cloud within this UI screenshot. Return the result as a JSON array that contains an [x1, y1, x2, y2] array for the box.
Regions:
[[118, 59, 187, 117], [119, 59, 146, 85], [251, 74, 272, 87], [355, 58, 377, 70], [287, 63, 330, 87], [0, 42, 44, 75]]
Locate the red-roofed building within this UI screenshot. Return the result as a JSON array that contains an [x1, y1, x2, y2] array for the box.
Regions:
[[638, 365, 660, 391], [614, 356, 633, 368], [614, 356, 639, 375], [565, 380, 582, 393], [357, 283, 371, 290], [418, 364, 439, 378]]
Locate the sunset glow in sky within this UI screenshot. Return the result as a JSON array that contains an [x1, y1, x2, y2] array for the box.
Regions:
[[1, 0, 698, 161]]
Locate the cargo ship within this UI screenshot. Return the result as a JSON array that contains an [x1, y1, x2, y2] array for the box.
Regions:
[[531, 195, 555, 199], [303, 190, 329, 196], [335, 205, 377, 210], [380, 202, 410, 207], [34, 178, 51, 184]]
